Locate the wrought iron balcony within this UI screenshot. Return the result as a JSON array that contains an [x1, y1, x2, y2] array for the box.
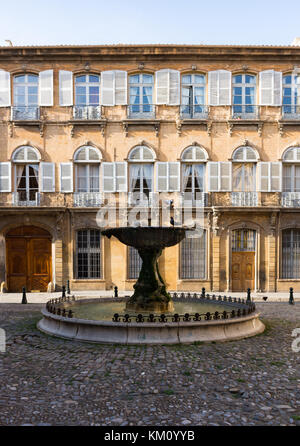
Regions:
[[232, 192, 258, 207], [231, 105, 259, 120], [73, 192, 103, 207], [11, 106, 40, 121], [12, 192, 40, 207], [281, 106, 300, 120], [281, 192, 300, 207], [73, 105, 102, 120], [180, 105, 209, 119], [127, 104, 155, 119]]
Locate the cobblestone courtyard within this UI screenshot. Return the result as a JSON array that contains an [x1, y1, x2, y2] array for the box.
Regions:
[[0, 302, 299, 426]]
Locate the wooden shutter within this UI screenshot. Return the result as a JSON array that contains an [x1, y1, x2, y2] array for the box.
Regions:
[[220, 162, 231, 191], [169, 70, 180, 105], [208, 70, 231, 106], [39, 70, 53, 106], [208, 162, 220, 191], [208, 71, 219, 106], [168, 162, 180, 191], [259, 70, 282, 106], [0, 70, 11, 107], [102, 162, 115, 192], [115, 71, 127, 105], [259, 162, 282, 192], [40, 162, 55, 192], [156, 162, 168, 192], [0, 162, 11, 192], [155, 70, 169, 104], [115, 162, 128, 192], [59, 71, 73, 106], [101, 71, 115, 106], [59, 163, 73, 192]]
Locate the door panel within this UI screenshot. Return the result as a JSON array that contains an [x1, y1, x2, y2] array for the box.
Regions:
[[232, 252, 255, 292], [29, 238, 51, 292], [6, 238, 27, 292]]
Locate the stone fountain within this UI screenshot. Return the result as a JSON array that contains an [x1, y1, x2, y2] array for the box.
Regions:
[[102, 227, 188, 313]]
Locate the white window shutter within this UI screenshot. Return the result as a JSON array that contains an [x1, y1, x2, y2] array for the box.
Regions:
[[270, 162, 282, 191], [259, 162, 270, 191], [0, 70, 11, 107], [115, 162, 128, 192], [39, 70, 53, 106], [0, 162, 11, 192], [169, 70, 180, 105], [260, 162, 282, 192], [168, 162, 180, 191], [115, 71, 127, 105], [156, 162, 168, 192], [155, 70, 169, 105], [40, 162, 55, 192], [274, 71, 282, 106], [208, 162, 219, 191], [102, 162, 115, 192], [101, 71, 115, 106], [220, 162, 231, 191], [219, 70, 231, 105], [259, 70, 274, 106], [59, 70, 73, 106], [208, 71, 219, 106], [59, 163, 73, 192]]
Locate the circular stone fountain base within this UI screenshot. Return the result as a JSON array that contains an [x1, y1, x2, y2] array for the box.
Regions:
[[38, 298, 265, 345], [125, 300, 174, 314]]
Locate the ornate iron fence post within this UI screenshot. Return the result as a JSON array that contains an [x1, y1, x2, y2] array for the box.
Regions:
[[62, 286, 66, 299], [67, 280, 71, 295], [289, 287, 295, 305], [114, 286, 119, 298], [247, 288, 251, 303], [22, 287, 27, 305], [201, 288, 206, 298]]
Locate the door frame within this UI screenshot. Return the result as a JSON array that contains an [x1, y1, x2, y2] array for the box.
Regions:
[[227, 224, 261, 292]]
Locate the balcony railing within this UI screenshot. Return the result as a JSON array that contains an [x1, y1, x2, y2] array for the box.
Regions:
[[11, 106, 40, 121], [281, 106, 300, 120], [12, 192, 40, 207], [282, 192, 300, 207], [73, 105, 102, 120], [232, 192, 258, 207], [73, 192, 103, 207], [180, 105, 209, 119], [127, 104, 155, 119], [231, 105, 259, 120]]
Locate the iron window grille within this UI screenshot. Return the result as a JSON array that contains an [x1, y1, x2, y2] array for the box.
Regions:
[[76, 229, 102, 279]]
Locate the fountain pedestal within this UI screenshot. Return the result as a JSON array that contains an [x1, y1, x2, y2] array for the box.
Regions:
[[102, 227, 187, 313]]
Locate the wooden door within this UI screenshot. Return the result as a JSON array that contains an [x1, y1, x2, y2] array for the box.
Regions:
[[232, 252, 255, 292], [6, 226, 52, 292]]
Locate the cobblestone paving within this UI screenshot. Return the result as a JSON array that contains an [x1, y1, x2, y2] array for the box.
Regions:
[[0, 303, 299, 426]]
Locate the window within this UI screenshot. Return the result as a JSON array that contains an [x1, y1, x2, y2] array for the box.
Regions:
[[232, 229, 256, 252], [75, 75, 100, 106], [12, 146, 41, 203], [232, 147, 257, 192], [129, 74, 154, 117], [76, 229, 102, 279], [128, 246, 142, 279], [181, 146, 207, 202], [13, 74, 39, 119], [74, 146, 101, 193], [180, 232, 206, 279], [282, 147, 300, 192], [282, 74, 300, 117], [282, 229, 300, 278], [181, 74, 206, 117], [232, 74, 256, 118], [129, 146, 155, 200]]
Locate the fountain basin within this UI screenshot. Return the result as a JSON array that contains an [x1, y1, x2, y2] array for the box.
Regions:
[[38, 297, 265, 345]]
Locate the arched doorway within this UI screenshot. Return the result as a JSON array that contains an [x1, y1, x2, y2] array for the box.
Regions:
[[6, 226, 52, 292], [231, 229, 256, 292]]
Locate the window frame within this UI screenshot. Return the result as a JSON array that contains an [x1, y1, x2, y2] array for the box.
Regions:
[[232, 73, 257, 118], [74, 74, 101, 107], [128, 73, 154, 117], [75, 229, 102, 280]]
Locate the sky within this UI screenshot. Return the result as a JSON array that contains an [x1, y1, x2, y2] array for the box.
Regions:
[[0, 0, 299, 47]]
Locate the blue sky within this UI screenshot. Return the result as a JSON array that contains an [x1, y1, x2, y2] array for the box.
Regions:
[[0, 0, 299, 46]]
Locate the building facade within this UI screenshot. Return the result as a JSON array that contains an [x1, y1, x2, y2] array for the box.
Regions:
[[0, 44, 300, 294]]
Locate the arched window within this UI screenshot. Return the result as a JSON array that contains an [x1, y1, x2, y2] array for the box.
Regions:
[[12, 146, 41, 203], [74, 146, 101, 193], [282, 229, 300, 278], [181, 146, 208, 202], [232, 74, 256, 118], [128, 146, 155, 200], [282, 147, 300, 192], [232, 146, 258, 192], [282, 74, 300, 117], [180, 231, 206, 279], [74, 74, 101, 119], [181, 74, 206, 118], [13, 74, 39, 120], [129, 74, 154, 117], [76, 229, 102, 279]]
